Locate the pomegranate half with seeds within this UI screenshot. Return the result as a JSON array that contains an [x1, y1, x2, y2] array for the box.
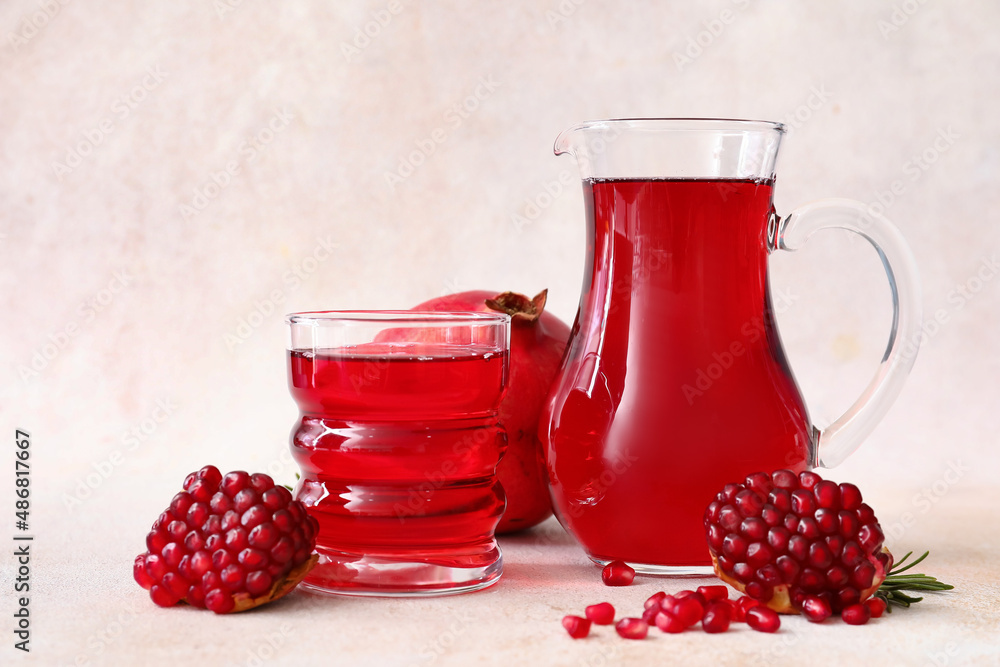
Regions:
[[704, 469, 892, 615]]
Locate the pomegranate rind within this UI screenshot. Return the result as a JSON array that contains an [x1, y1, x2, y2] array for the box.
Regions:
[[710, 549, 891, 615], [229, 553, 319, 613]]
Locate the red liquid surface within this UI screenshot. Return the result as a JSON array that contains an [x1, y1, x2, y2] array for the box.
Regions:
[[542, 179, 812, 567], [288, 345, 507, 576]]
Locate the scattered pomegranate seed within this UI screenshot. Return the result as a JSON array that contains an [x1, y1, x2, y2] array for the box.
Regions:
[[841, 603, 872, 625], [865, 597, 887, 618], [672, 596, 705, 628], [746, 606, 781, 633], [615, 617, 648, 640], [644, 591, 667, 610], [562, 615, 591, 639], [697, 585, 729, 602], [801, 595, 832, 623], [601, 560, 635, 586], [701, 601, 732, 633], [655, 610, 687, 633], [585, 602, 615, 625]]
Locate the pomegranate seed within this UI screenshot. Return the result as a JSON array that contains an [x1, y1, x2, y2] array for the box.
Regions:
[[722, 534, 748, 559], [801, 595, 832, 622], [799, 569, 824, 592], [735, 489, 764, 517], [776, 555, 800, 583], [697, 585, 729, 602], [205, 588, 235, 614], [839, 511, 861, 539], [655, 610, 687, 633], [615, 618, 648, 640], [746, 542, 773, 569], [702, 601, 732, 633], [842, 603, 872, 625], [865, 597, 887, 618], [825, 535, 845, 555], [839, 483, 863, 510], [745, 581, 773, 602], [585, 602, 615, 625], [601, 560, 635, 586], [825, 566, 849, 589], [813, 480, 841, 509], [768, 488, 792, 512], [641, 605, 660, 624], [787, 535, 809, 561], [149, 584, 179, 607], [734, 595, 759, 622], [644, 591, 666, 610], [675, 589, 707, 607], [707, 524, 726, 551], [672, 597, 704, 627], [798, 471, 821, 490], [836, 587, 861, 610], [720, 483, 741, 503], [772, 469, 798, 490], [858, 524, 884, 552], [732, 562, 754, 583], [808, 542, 834, 569], [562, 615, 591, 639], [741, 517, 768, 541], [744, 472, 774, 497], [659, 594, 679, 615], [851, 561, 876, 590], [815, 508, 839, 534], [797, 517, 821, 539], [746, 606, 781, 633], [755, 564, 782, 586], [705, 500, 723, 523], [718, 505, 741, 532]]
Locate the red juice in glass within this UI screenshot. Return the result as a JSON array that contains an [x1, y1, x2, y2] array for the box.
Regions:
[[542, 178, 812, 569], [286, 312, 509, 596]]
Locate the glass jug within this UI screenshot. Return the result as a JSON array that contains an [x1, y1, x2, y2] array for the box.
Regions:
[[540, 119, 921, 573]]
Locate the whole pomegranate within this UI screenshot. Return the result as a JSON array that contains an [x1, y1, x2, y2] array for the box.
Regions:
[[413, 290, 570, 533]]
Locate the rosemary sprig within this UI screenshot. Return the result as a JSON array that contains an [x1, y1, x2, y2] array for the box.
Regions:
[[874, 551, 954, 612]]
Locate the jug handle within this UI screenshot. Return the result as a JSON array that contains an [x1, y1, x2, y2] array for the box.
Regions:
[[776, 199, 922, 468]]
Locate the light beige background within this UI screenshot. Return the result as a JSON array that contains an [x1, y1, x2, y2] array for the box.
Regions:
[[1, 1, 998, 665]]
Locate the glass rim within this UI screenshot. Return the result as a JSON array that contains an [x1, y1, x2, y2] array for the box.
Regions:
[[285, 310, 510, 326], [565, 117, 786, 133]]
